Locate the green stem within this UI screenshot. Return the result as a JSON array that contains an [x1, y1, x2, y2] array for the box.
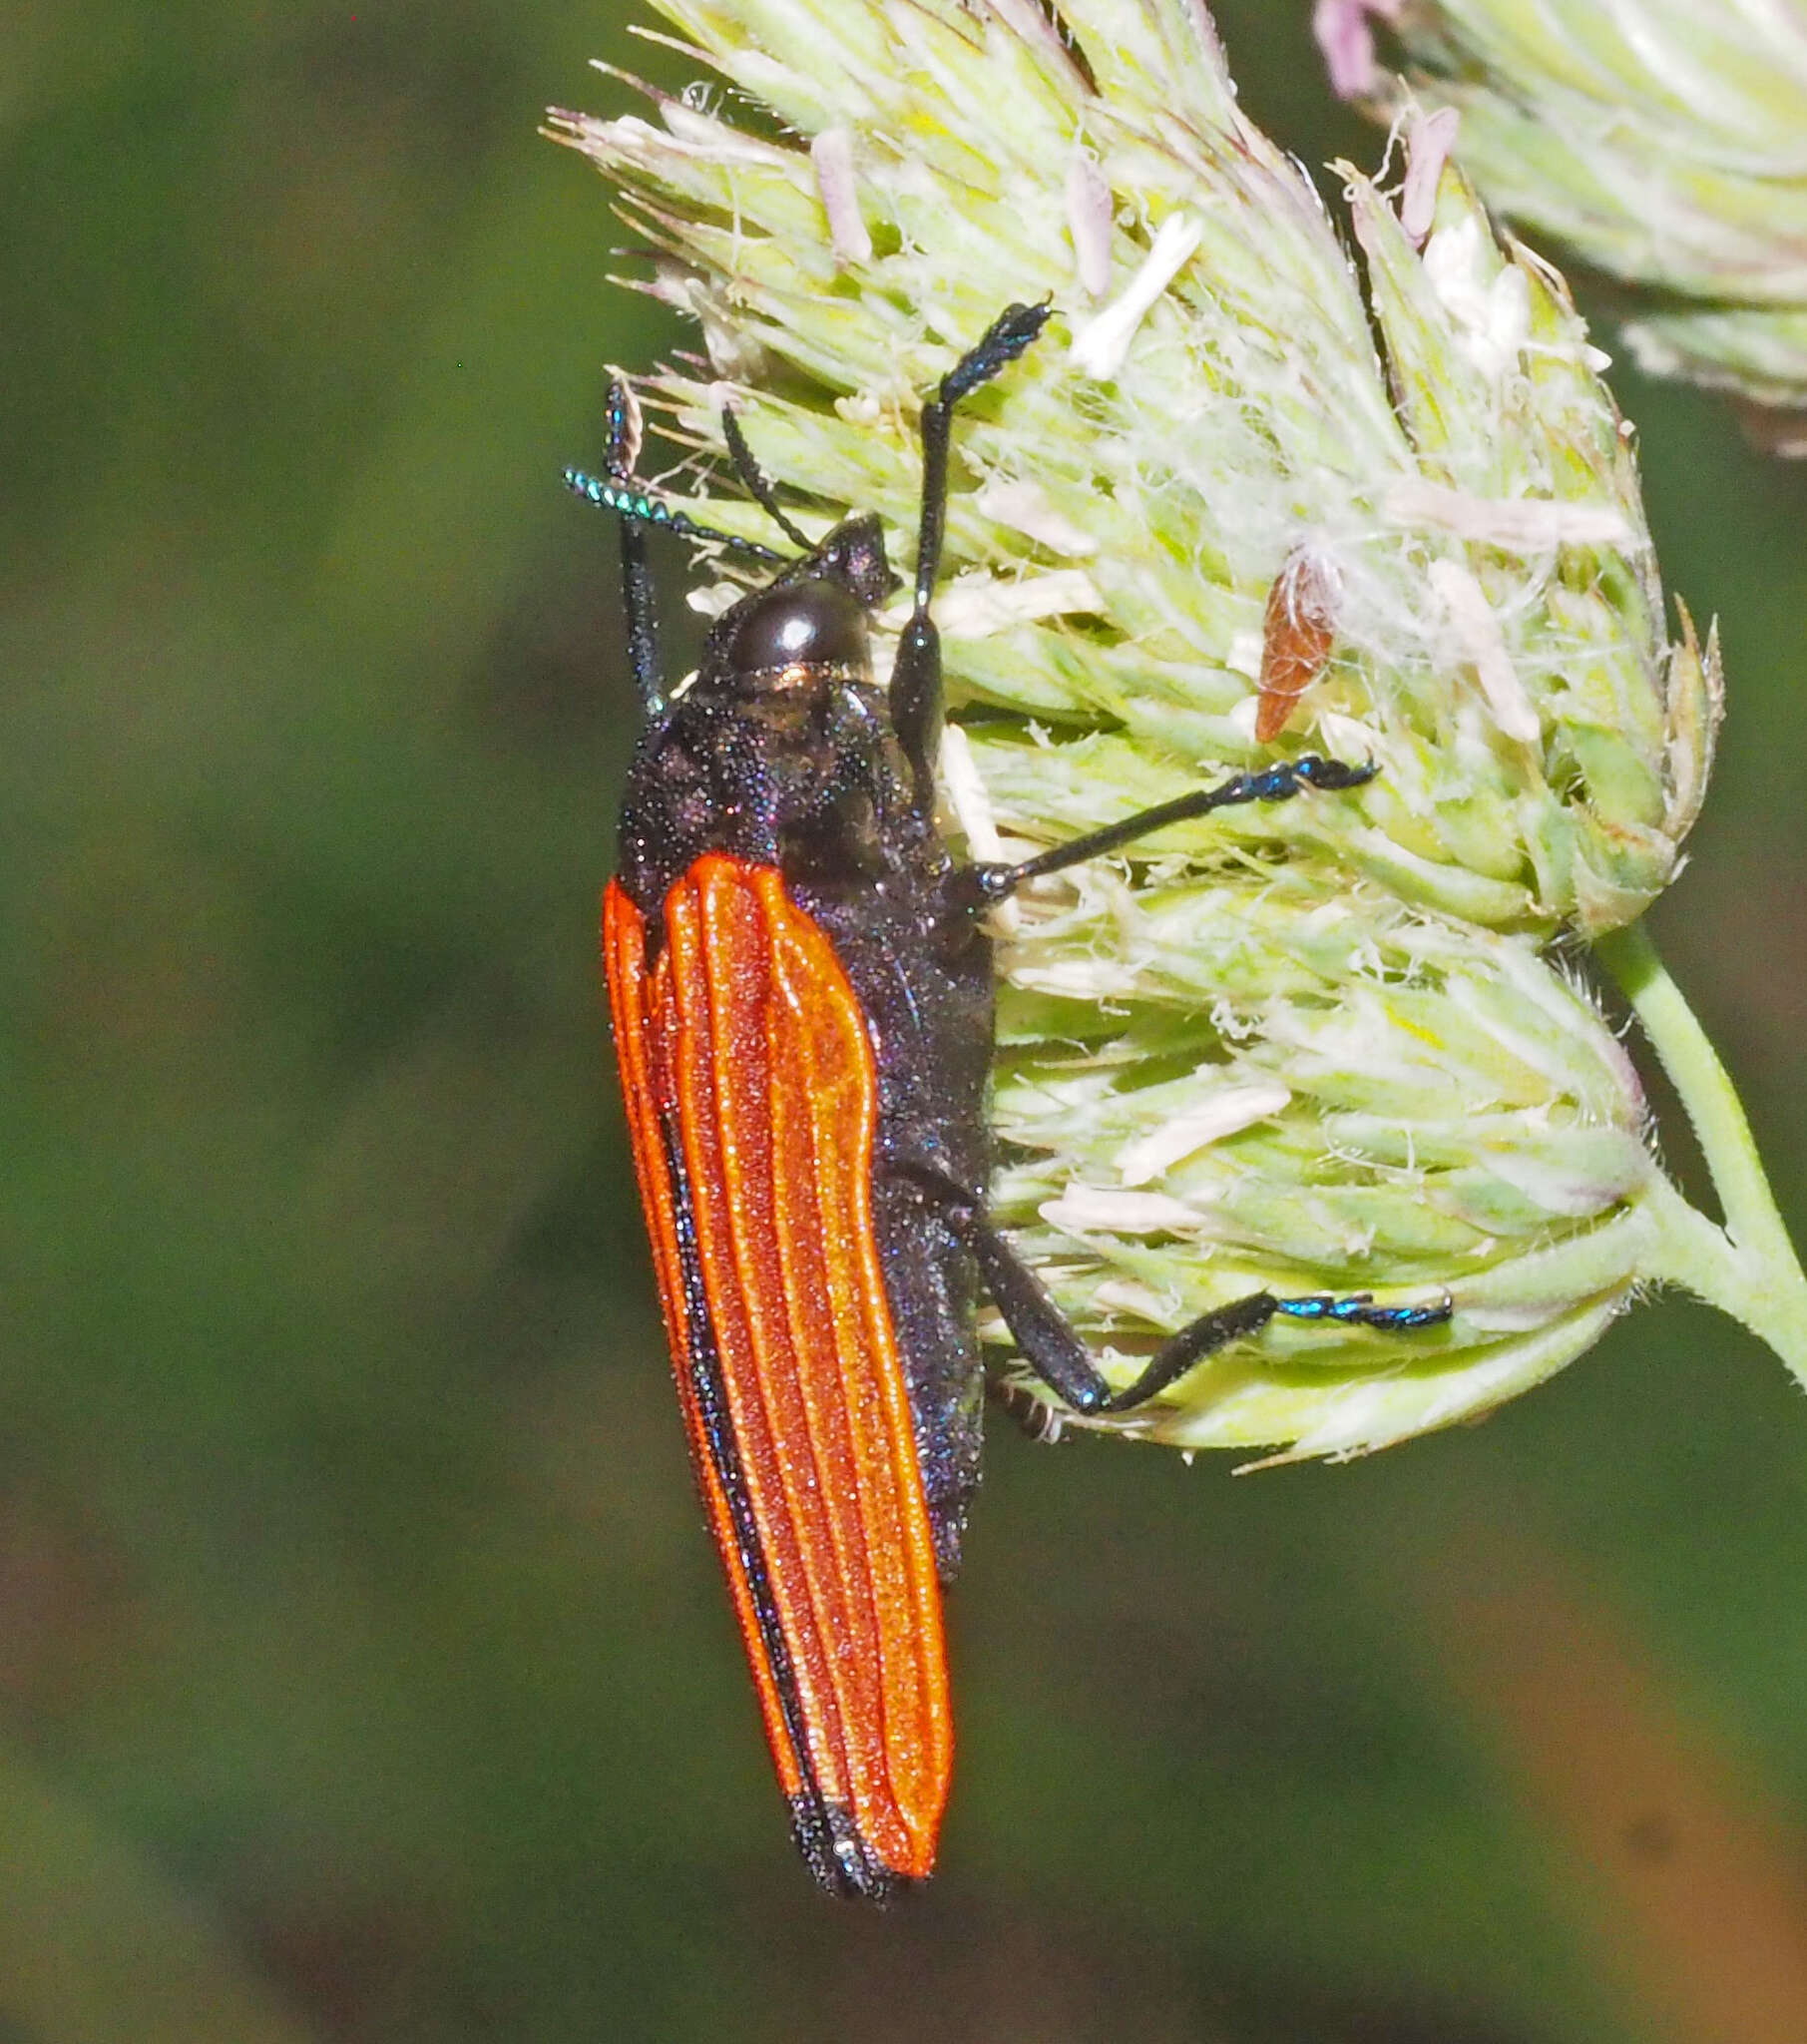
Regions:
[[1596, 920, 1807, 1379]]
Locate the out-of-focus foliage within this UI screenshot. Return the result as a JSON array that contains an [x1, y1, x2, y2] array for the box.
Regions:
[[3, 3, 1807, 2041]]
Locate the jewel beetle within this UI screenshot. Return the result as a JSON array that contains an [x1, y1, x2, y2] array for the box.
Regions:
[[569, 304, 1451, 1901]]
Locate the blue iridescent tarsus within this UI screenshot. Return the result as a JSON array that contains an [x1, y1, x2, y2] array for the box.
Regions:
[[1276, 1291, 1454, 1330]]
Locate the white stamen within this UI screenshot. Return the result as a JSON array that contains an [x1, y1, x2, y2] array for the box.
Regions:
[[939, 723, 1020, 935], [1399, 106, 1459, 246], [1386, 479, 1643, 554], [1117, 1080, 1293, 1186], [937, 724, 1004, 860], [1042, 1188, 1204, 1234], [1069, 213, 1204, 379], [887, 567, 1103, 637], [1422, 218, 1531, 380], [1092, 1278, 1176, 1321], [1225, 628, 1264, 680], [1428, 559, 1542, 744], [975, 478, 1098, 556], [650, 106, 791, 167]]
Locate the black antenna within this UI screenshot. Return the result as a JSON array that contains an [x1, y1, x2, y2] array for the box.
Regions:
[[719, 407, 817, 552]]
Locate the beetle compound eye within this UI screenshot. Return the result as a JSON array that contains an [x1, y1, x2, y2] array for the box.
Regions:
[[730, 580, 871, 683]]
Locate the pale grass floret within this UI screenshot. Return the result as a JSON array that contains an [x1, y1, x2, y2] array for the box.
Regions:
[[1330, 0, 1807, 428]]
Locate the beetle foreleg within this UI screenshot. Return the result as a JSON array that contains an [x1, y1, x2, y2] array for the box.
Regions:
[[599, 376, 667, 718], [944, 1202, 1277, 1413], [892, 302, 1054, 810]]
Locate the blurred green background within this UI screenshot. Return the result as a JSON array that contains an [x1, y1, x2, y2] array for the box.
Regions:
[[5, 4, 1807, 2041]]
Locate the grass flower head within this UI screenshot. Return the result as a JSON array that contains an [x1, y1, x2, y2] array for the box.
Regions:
[[554, 0, 1807, 1455]]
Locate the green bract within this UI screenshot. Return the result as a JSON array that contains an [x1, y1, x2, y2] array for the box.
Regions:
[[555, 0, 1807, 1456]]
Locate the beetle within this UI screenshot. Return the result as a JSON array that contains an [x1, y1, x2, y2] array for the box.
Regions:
[[569, 303, 1451, 1900]]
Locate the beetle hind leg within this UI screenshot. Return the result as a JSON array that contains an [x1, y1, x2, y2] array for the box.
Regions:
[[903, 1173, 1451, 1417]]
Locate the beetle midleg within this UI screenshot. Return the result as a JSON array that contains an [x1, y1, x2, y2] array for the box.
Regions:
[[952, 755, 1379, 912]]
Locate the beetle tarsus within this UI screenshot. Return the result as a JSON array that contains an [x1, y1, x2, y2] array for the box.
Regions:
[[1277, 1289, 1454, 1332]]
